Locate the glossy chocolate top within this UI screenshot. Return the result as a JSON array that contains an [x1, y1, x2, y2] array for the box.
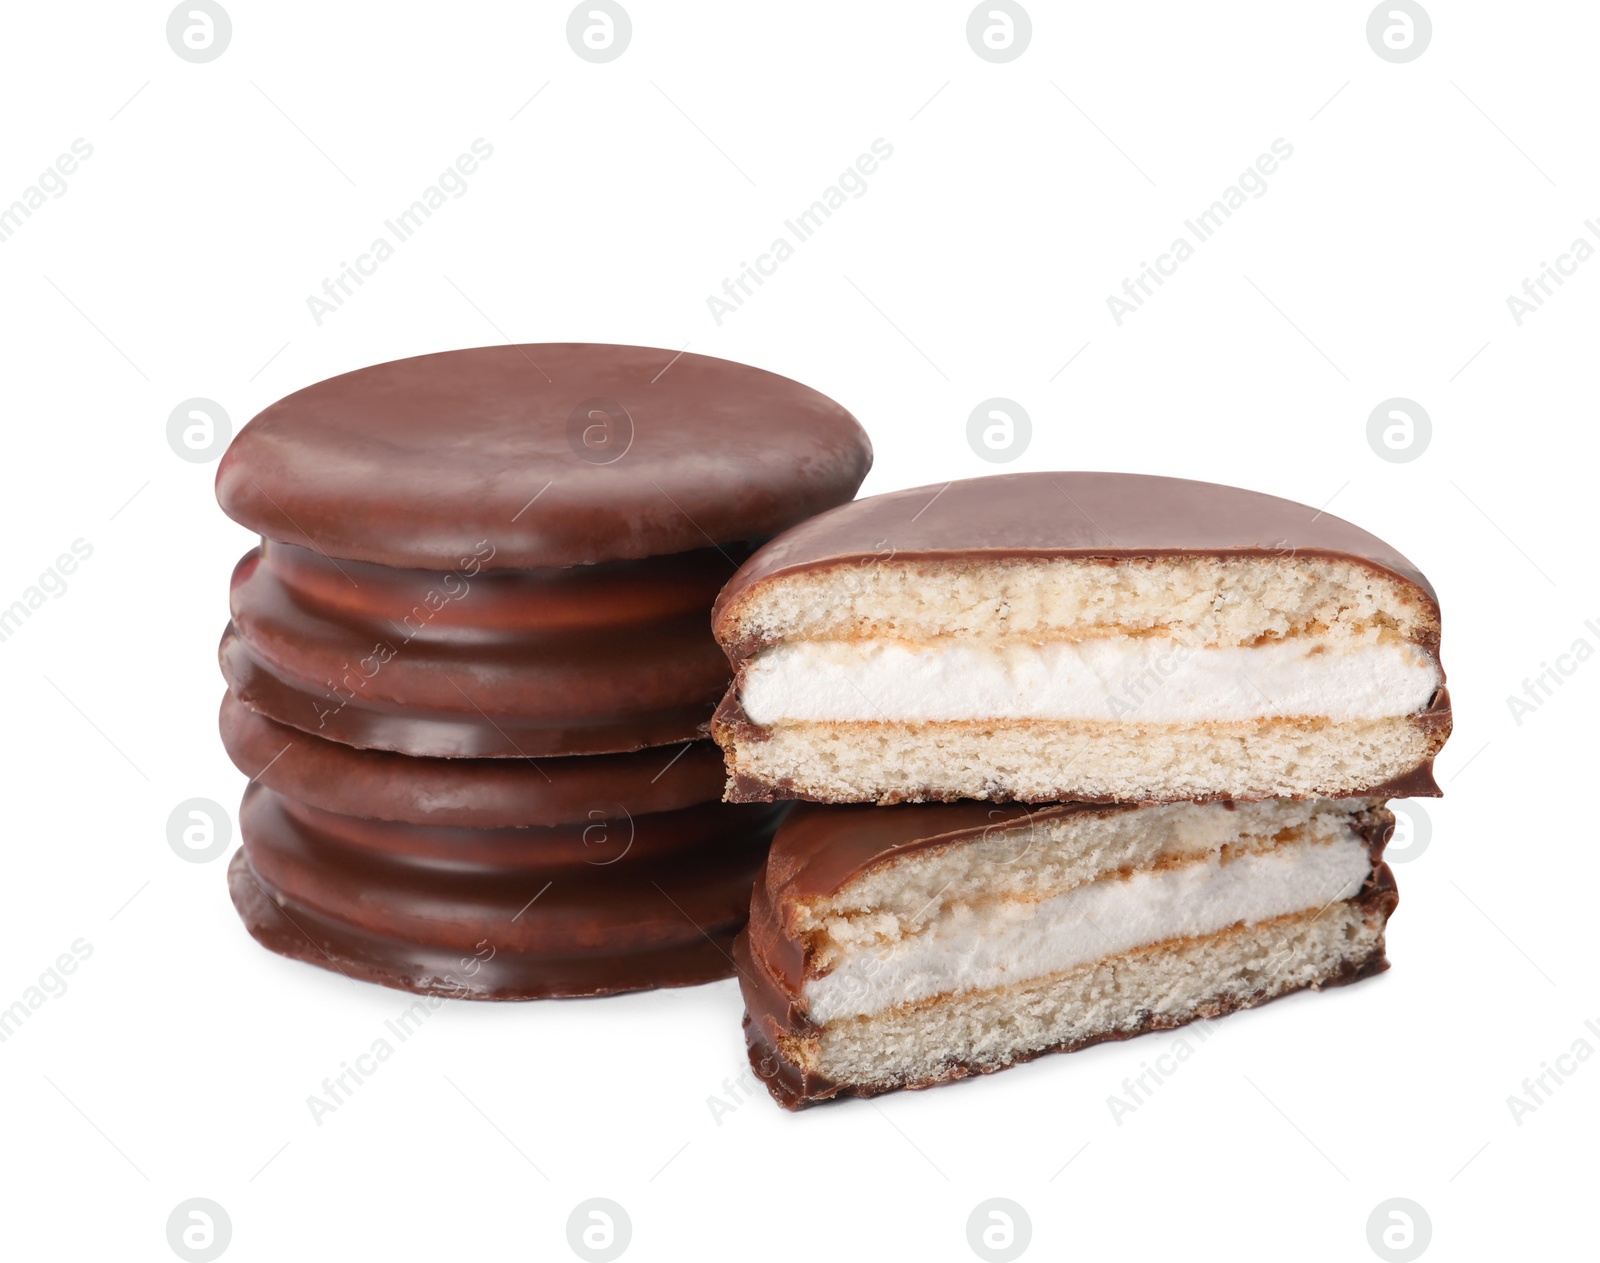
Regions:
[[217, 344, 872, 569], [713, 471, 1437, 631]]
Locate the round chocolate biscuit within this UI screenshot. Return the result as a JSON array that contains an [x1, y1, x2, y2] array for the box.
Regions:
[[220, 692, 728, 827], [220, 626, 714, 758], [216, 343, 873, 572], [228, 784, 785, 999]]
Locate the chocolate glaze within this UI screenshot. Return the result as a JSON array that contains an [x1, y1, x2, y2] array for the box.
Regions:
[[216, 344, 872, 571], [738, 800, 1398, 1107], [220, 692, 727, 827], [230, 783, 786, 999]]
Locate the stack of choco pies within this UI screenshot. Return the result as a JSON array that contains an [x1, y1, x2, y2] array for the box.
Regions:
[[215, 344, 871, 998], [712, 472, 1452, 1106]]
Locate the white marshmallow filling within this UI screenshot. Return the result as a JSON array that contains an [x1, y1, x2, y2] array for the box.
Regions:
[[801, 832, 1373, 1025], [740, 633, 1440, 725]]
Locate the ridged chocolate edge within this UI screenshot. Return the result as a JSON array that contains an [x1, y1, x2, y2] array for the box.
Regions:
[[229, 848, 746, 1001]]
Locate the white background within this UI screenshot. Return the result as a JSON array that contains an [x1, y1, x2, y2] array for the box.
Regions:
[[1, 2, 1595, 1260]]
